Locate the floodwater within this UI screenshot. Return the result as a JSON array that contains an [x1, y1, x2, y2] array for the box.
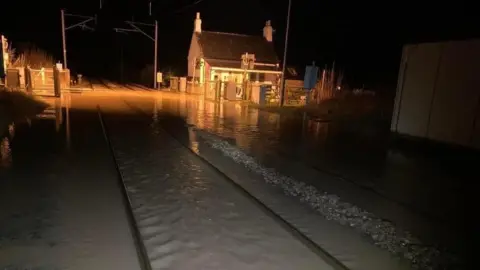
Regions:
[[122, 92, 472, 269], [144, 93, 473, 242], [1, 89, 474, 269], [0, 94, 141, 269]]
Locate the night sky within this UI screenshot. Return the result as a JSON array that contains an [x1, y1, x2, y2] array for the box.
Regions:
[[1, 0, 478, 89]]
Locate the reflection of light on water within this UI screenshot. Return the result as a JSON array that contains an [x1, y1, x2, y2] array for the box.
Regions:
[[184, 99, 194, 125], [266, 113, 279, 125], [179, 95, 187, 116], [219, 102, 224, 118], [152, 98, 159, 123], [214, 104, 224, 134], [1, 137, 12, 167], [248, 110, 259, 126], [188, 129, 200, 154], [206, 102, 214, 116], [306, 119, 329, 146], [160, 97, 165, 111], [65, 94, 71, 150], [195, 99, 205, 130], [55, 97, 63, 132], [234, 103, 242, 118], [191, 142, 200, 154]]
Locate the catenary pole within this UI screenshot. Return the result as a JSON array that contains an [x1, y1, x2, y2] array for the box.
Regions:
[[61, 9, 67, 68], [280, 0, 292, 106]]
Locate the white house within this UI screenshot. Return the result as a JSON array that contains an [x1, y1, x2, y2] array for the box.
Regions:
[[187, 13, 282, 86]]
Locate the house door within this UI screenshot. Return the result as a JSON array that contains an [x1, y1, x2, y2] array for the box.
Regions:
[[236, 84, 243, 99]]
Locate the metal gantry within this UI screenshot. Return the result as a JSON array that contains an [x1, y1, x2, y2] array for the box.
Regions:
[[114, 20, 158, 88], [58, 1, 210, 89], [60, 10, 97, 69]]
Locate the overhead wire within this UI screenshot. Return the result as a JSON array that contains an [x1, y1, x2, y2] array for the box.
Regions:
[[172, 0, 206, 14]]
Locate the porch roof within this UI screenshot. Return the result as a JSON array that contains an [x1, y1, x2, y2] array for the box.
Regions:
[[210, 66, 282, 75], [205, 59, 239, 69], [205, 58, 280, 72]]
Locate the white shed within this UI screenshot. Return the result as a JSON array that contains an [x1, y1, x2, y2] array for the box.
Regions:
[[391, 39, 480, 149]]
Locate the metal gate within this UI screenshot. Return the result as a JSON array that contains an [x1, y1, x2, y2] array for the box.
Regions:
[[207, 81, 246, 101], [30, 68, 55, 90], [205, 81, 220, 100]]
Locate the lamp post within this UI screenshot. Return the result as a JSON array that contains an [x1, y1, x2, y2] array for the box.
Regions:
[[279, 0, 292, 107], [61, 9, 67, 69]]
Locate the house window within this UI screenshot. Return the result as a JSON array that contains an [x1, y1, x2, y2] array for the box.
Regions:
[[259, 73, 265, 82], [195, 58, 203, 69]]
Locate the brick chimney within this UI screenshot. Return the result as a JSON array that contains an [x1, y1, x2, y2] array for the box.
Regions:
[[263, 20, 273, 42], [194, 12, 202, 33]]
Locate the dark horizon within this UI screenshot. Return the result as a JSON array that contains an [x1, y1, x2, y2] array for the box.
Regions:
[[1, 0, 478, 89]]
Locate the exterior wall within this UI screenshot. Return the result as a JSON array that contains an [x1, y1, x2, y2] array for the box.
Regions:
[[427, 40, 480, 145], [204, 61, 210, 83], [391, 39, 480, 149], [210, 70, 233, 81], [188, 57, 196, 78], [264, 73, 277, 83], [187, 34, 201, 77], [392, 43, 443, 137], [390, 46, 407, 132]]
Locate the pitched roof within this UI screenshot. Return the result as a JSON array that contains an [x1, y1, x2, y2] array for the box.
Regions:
[[197, 31, 279, 63]]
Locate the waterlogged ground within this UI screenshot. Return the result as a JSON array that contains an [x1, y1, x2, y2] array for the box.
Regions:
[[103, 110, 336, 270], [0, 88, 473, 269], [119, 92, 470, 269], [0, 95, 141, 270]]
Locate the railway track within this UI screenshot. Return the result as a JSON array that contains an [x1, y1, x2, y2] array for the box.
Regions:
[[100, 100, 351, 270], [98, 107, 153, 270]]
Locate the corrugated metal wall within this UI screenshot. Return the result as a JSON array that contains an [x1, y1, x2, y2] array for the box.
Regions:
[[391, 39, 480, 149]]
